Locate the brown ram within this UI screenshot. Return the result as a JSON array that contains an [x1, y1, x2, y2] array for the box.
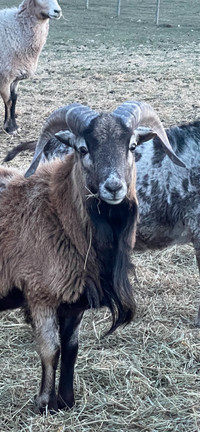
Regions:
[[0, 101, 184, 413]]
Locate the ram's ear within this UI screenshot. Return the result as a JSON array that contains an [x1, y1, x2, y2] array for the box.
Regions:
[[55, 130, 76, 148], [131, 127, 157, 146]]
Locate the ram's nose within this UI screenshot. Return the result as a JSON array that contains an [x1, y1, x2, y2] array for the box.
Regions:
[[104, 178, 124, 194], [100, 175, 127, 205]]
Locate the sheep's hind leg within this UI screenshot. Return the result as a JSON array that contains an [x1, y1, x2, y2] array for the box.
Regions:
[[33, 309, 61, 414], [57, 310, 84, 409], [191, 238, 200, 327], [3, 81, 19, 133], [195, 250, 200, 327]]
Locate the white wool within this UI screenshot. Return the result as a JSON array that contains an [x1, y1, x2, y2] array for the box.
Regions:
[[0, 0, 61, 132]]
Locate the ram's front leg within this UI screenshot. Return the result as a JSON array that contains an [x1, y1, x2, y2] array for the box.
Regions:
[[57, 310, 84, 409], [33, 310, 60, 414]]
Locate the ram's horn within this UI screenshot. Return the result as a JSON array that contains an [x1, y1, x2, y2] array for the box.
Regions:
[[25, 103, 98, 178], [113, 101, 185, 168]]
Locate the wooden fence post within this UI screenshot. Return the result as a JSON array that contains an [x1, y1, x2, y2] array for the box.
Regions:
[[117, 0, 121, 16], [155, 0, 161, 25]]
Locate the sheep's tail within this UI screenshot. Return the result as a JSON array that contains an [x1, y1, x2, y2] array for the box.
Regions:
[[3, 141, 37, 163]]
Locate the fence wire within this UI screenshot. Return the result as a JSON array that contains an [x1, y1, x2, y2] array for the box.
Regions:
[[81, 0, 199, 27]]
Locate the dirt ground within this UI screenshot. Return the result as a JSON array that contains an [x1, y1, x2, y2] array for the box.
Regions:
[[0, 1, 200, 431]]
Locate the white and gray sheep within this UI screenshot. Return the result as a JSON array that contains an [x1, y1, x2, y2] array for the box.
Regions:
[[0, 0, 61, 133]]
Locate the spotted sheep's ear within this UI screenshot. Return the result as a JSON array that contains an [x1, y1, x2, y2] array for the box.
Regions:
[[113, 101, 186, 168], [130, 127, 157, 148]]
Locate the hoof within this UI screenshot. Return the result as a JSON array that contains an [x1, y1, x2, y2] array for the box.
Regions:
[[34, 394, 58, 415], [3, 121, 19, 134], [57, 393, 75, 410]]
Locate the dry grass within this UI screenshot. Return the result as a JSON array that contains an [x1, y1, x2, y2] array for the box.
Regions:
[[0, 1, 200, 430], [1, 246, 200, 431]]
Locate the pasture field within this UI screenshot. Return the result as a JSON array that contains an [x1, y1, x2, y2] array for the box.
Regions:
[[0, 1, 200, 431]]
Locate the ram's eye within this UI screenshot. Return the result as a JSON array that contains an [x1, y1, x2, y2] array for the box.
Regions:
[[78, 146, 88, 156], [129, 142, 137, 152]]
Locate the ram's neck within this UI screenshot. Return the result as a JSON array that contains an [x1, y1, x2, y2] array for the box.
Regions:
[[49, 155, 93, 260], [49, 155, 137, 327]]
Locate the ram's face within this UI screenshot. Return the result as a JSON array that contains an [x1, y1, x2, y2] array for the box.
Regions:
[[34, 0, 62, 20], [78, 114, 135, 205]]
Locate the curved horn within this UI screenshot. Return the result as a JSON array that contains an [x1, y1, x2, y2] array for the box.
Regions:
[[25, 103, 98, 178], [113, 101, 185, 168]]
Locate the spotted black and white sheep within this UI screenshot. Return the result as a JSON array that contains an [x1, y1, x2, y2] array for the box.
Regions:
[[134, 120, 200, 323], [132, 121, 200, 251], [0, 0, 61, 133], [0, 101, 184, 413]]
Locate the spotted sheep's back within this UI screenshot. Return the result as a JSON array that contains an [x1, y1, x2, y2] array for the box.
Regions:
[[135, 121, 200, 250]]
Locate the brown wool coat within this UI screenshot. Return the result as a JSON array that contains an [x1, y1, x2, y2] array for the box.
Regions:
[[0, 154, 101, 317]]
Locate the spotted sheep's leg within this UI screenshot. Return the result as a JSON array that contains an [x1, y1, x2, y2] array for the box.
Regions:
[[57, 310, 84, 409], [32, 308, 60, 413], [194, 244, 200, 327], [187, 221, 200, 327]]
